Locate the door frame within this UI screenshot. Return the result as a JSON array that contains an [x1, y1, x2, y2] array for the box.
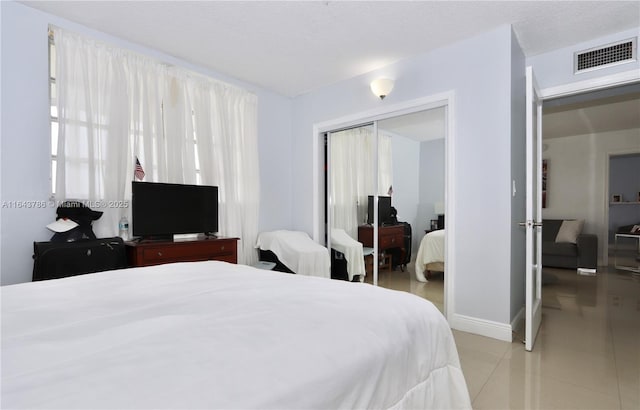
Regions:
[[519, 69, 640, 350], [312, 91, 456, 321], [604, 149, 640, 266]]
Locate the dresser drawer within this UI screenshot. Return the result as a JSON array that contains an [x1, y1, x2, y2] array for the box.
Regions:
[[379, 232, 402, 249], [358, 225, 405, 251], [141, 246, 207, 263], [127, 237, 238, 267]]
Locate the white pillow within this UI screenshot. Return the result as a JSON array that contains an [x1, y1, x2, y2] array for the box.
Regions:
[[555, 219, 584, 244]]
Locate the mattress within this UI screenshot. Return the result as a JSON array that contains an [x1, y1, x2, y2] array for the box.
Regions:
[[256, 230, 330, 278], [415, 229, 445, 282], [1, 261, 470, 409]]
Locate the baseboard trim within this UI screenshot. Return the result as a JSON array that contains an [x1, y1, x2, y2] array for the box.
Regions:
[[450, 313, 513, 342], [511, 306, 525, 335]]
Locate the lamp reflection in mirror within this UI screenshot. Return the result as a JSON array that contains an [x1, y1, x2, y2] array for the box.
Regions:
[[434, 201, 444, 215], [370, 78, 394, 100]]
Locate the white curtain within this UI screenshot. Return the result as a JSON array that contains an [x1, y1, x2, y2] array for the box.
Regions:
[[377, 134, 393, 196], [329, 127, 392, 239], [54, 28, 259, 265], [187, 74, 260, 266], [55, 29, 138, 239]]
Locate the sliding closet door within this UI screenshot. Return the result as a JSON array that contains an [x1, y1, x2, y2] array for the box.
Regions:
[[327, 125, 379, 283]]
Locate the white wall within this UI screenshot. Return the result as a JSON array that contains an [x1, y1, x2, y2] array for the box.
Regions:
[[527, 28, 640, 90], [0, 0, 4, 284], [291, 25, 518, 329], [1, 2, 52, 286], [418, 138, 445, 243], [542, 128, 640, 265], [389, 134, 420, 251], [0, 2, 294, 285], [509, 29, 526, 323]]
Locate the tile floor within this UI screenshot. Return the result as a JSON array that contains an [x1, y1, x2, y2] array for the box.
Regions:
[[366, 262, 640, 409]]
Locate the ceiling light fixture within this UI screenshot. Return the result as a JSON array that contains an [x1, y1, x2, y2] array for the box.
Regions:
[[370, 78, 394, 100]]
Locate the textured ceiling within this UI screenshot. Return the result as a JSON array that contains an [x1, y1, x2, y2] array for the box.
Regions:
[[21, 1, 640, 97]]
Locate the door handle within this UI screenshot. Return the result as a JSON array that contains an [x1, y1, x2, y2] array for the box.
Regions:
[[519, 221, 543, 228]]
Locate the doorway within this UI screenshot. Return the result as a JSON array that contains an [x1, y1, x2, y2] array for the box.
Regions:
[[525, 71, 640, 351], [541, 83, 640, 267]]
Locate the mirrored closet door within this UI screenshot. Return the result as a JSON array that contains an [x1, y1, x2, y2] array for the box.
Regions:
[[326, 108, 447, 310]]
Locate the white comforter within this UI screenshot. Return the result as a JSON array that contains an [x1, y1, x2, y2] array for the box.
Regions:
[[1, 261, 470, 409], [256, 230, 330, 278], [415, 229, 445, 282]]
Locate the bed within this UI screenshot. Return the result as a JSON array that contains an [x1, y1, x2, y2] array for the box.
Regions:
[[1, 261, 470, 409], [415, 229, 445, 282], [256, 230, 331, 278]]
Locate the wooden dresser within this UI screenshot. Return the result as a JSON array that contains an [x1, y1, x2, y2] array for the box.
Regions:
[[358, 224, 405, 252], [358, 225, 405, 271], [126, 237, 238, 267]]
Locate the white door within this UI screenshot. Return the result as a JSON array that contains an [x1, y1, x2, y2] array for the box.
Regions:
[[525, 66, 543, 352]]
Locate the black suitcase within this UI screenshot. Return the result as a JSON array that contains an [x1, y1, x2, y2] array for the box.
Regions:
[[32, 237, 127, 281], [402, 222, 412, 265], [390, 222, 412, 270], [330, 249, 349, 281]]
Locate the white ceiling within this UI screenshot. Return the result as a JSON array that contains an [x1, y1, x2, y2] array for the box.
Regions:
[[543, 92, 640, 139], [22, 0, 640, 97], [379, 108, 446, 142]]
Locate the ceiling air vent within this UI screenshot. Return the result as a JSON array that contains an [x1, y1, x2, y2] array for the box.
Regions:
[[574, 37, 636, 74]]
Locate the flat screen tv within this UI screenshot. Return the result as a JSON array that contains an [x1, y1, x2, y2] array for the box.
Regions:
[[132, 181, 218, 238], [367, 195, 392, 226]]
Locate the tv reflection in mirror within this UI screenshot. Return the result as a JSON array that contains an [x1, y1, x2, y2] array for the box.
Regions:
[[367, 195, 393, 226], [132, 181, 218, 240]]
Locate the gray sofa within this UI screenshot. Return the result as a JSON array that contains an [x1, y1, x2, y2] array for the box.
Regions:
[[542, 219, 597, 269]]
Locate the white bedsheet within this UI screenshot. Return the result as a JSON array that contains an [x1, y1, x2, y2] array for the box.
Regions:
[[256, 230, 330, 278], [1, 261, 470, 409], [415, 229, 445, 282], [330, 228, 366, 281]]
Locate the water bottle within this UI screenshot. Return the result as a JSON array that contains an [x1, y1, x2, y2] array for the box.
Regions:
[[118, 216, 129, 241]]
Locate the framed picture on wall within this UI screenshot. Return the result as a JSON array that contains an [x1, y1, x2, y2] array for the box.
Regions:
[[612, 194, 622, 203]]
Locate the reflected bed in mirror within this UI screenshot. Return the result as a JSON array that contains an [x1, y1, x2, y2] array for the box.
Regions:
[[415, 229, 445, 282]]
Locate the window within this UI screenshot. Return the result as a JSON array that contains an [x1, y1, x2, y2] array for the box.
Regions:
[[49, 41, 204, 197], [50, 26, 259, 265], [49, 32, 57, 196]]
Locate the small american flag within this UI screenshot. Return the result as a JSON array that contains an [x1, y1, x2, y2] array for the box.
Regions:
[[134, 157, 145, 180]]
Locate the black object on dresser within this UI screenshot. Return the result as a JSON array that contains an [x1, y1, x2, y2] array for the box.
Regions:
[[32, 237, 127, 281]]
